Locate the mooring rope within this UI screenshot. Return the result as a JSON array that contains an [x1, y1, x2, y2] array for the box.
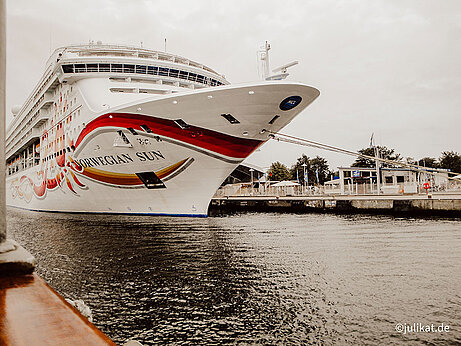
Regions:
[[268, 131, 461, 182]]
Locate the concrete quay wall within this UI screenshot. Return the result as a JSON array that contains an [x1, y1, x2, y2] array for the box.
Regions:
[[209, 196, 461, 217]]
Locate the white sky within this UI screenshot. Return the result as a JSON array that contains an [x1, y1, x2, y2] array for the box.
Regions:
[[6, 0, 461, 170]]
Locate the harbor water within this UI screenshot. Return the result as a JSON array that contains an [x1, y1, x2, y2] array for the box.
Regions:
[[7, 208, 461, 345]]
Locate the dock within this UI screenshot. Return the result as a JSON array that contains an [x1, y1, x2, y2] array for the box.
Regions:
[[210, 194, 461, 217], [0, 274, 114, 345]]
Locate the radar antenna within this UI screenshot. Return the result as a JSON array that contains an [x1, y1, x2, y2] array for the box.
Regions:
[[267, 61, 298, 81], [272, 61, 298, 74]]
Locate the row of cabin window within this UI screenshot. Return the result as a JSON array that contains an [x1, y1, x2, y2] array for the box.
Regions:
[[62, 64, 224, 87], [44, 147, 73, 161]]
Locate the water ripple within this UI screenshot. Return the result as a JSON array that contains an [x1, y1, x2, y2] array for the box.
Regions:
[[7, 209, 461, 345]]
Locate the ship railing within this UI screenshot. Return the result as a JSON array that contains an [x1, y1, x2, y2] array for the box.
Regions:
[[6, 128, 40, 160], [6, 91, 52, 150]]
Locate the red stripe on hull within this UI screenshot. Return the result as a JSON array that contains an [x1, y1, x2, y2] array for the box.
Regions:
[[75, 113, 262, 158]]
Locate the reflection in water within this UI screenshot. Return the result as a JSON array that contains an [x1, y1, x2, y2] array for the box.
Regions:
[[7, 209, 461, 345]]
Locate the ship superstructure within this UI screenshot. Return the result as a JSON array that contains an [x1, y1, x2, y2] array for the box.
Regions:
[[6, 42, 319, 216]]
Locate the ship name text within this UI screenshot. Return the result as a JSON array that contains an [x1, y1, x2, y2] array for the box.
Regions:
[[75, 151, 165, 168]]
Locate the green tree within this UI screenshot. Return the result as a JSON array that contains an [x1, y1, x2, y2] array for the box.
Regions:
[[290, 154, 331, 184], [351, 146, 401, 168], [438, 151, 461, 174], [289, 154, 310, 184], [310, 156, 331, 184], [418, 157, 438, 168], [405, 157, 417, 165], [267, 161, 290, 181]]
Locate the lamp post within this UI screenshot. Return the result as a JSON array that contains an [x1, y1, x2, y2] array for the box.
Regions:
[[249, 168, 254, 195], [302, 163, 307, 195], [373, 146, 381, 195]]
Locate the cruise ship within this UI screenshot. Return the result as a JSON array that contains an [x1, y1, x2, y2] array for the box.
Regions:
[[6, 42, 319, 216]]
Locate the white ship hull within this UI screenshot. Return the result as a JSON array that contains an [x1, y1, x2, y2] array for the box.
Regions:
[[7, 82, 319, 216]]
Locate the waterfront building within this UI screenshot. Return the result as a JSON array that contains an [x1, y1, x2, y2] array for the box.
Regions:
[[336, 166, 450, 195]]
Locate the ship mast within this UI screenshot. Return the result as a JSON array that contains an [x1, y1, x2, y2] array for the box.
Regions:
[[257, 41, 271, 80], [263, 41, 271, 79], [258, 41, 298, 81]]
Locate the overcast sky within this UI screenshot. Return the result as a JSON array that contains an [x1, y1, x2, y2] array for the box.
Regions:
[[6, 0, 461, 170]]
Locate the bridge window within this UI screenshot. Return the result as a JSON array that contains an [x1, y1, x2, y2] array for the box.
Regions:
[[169, 69, 179, 78], [179, 70, 188, 80], [111, 64, 123, 73], [136, 65, 147, 74], [99, 63, 110, 72], [87, 63, 98, 72], [59, 63, 225, 87], [62, 65, 74, 73], [75, 64, 86, 73], [147, 66, 158, 75], [159, 67, 169, 76], [188, 73, 197, 82], [123, 64, 135, 73]]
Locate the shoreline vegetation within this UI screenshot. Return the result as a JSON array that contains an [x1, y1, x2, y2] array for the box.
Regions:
[[267, 148, 461, 183]]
